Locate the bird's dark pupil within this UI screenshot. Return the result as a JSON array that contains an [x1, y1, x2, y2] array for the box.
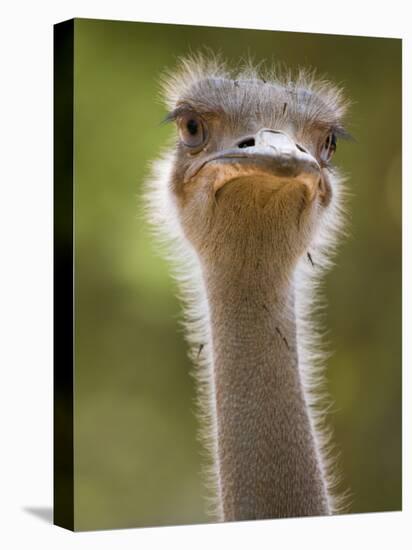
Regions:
[[187, 119, 198, 135]]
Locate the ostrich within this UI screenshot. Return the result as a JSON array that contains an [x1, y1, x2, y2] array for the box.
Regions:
[[146, 54, 350, 522]]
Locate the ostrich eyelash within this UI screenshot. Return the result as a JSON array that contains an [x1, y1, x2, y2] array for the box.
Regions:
[[332, 124, 354, 141], [162, 106, 194, 124], [162, 105, 212, 124], [162, 105, 223, 125]]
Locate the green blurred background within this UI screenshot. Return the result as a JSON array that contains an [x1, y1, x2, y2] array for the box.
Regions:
[[73, 18, 401, 530]]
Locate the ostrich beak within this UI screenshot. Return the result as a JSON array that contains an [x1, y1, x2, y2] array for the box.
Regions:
[[186, 129, 322, 199]]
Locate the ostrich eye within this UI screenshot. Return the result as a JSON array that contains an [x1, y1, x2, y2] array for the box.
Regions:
[[178, 113, 207, 150], [320, 132, 337, 163]]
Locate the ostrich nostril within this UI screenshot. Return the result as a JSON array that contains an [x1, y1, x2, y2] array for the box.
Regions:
[[237, 137, 256, 149], [296, 143, 308, 153]]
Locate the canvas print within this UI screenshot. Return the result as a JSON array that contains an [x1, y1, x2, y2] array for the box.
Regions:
[[54, 18, 402, 531]]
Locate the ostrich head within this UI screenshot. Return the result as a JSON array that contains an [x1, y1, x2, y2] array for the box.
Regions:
[[147, 55, 351, 520], [159, 56, 349, 278]]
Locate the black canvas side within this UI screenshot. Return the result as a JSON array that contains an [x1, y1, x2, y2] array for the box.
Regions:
[[53, 18, 75, 531]]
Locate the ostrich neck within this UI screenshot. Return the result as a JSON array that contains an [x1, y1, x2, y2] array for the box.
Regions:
[[202, 256, 329, 520]]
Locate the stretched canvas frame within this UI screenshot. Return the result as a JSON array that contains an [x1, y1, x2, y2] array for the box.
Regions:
[[54, 18, 402, 531]]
